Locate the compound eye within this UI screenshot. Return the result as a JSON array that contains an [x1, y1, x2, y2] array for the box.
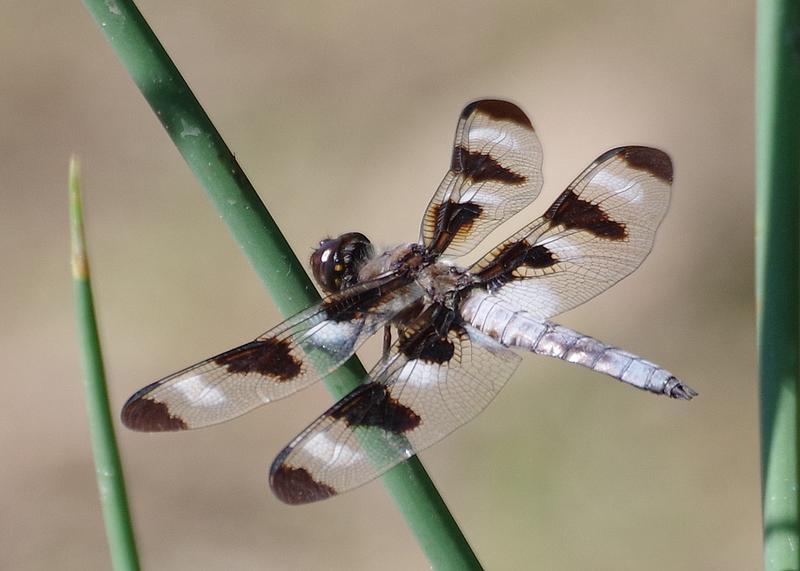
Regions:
[[310, 232, 373, 293], [310, 240, 340, 292]]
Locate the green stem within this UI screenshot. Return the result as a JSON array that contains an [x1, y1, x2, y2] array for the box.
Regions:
[[70, 157, 141, 571], [81, 1, 482, 568], [756, 1, 800, 569]]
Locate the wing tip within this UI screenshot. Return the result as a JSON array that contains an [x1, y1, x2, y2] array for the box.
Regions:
[[462, 99, 533, 129], [121, 393, 188, 432], [269, 450, 337, 505], [599, 146, 673, 184]]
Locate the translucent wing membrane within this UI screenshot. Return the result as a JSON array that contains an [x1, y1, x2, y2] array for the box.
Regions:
[[269, 307, 521, 504], [122, 276, 423, 431], [422, 99, 544, 258], [467, 146, 672, 318]]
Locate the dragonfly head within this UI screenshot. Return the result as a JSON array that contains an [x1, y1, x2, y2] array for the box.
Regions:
[[311, 232, 374, 293]]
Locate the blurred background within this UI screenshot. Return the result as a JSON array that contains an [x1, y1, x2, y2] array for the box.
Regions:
[[1, 1, 756, 569]]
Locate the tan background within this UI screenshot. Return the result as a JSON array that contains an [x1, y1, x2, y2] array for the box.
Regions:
[[2, 1, 756, 570]]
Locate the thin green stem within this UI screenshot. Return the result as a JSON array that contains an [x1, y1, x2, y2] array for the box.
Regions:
[[81, 2, 481, 568], [756, 1, 800, 569], [70, 157, 141, 571]]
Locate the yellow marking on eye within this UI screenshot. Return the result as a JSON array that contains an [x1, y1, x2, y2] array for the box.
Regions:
[[334, 264, 344, 272]]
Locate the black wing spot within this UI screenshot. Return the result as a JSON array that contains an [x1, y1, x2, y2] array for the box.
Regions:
[[622, 146, 673, 183], [398, 306, 459, 364], [475, 240, 558, 289], [321, 277, 411, 322], [269, 459, 337, 505], [544, 190, 627, 240], [121, 395, 188, 431], [213, 338, 302, 381], [328, 382, 422, 434], [451, 146, 527, 184], [417, 335, 455, 364], [429, 199, 483, 253], [462, 99, 533, 129]]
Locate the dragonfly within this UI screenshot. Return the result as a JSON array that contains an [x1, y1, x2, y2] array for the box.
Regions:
[[122, 99, 696, 504]]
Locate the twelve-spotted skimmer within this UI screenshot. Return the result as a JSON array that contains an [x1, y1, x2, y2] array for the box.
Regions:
[[123, 100, 696, 504]]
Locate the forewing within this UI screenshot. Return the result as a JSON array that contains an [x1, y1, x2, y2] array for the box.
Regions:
[[465, 146, 672, 319], [269, 308, 521, 504], [421, 99, 543, 257], [122, 277, 423, 431]]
